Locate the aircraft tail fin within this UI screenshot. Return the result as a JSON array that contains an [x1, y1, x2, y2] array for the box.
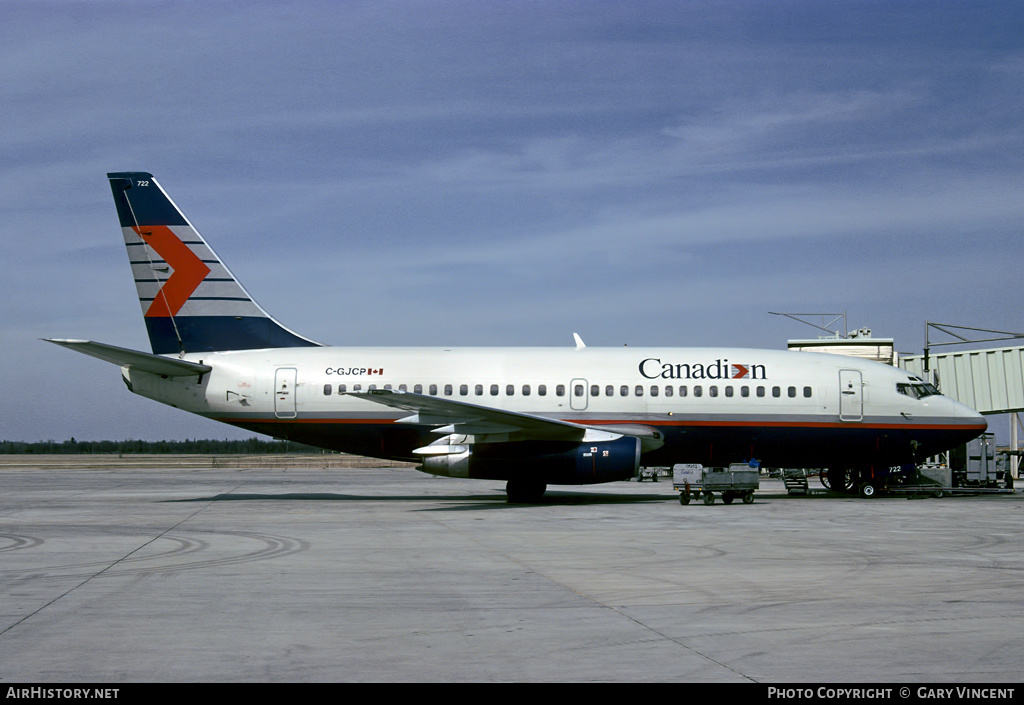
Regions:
[[107, 172, 321, 354]]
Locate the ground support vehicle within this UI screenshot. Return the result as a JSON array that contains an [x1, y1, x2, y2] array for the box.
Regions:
[[839, 463, 1014, 499], [874, 464, 1015, 498], [636, 467, 669, 482], [673, 463, 759, 505]]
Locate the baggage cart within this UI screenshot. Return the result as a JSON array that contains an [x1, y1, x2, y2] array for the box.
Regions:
[[672, 463, 759, 505]]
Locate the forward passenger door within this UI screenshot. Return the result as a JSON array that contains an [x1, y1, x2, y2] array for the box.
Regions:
[[839, 369, 863, 422]]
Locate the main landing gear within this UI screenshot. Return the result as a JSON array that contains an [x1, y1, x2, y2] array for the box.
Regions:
[[505, 478, 547, 504], [822, 467, 855, 493], [821, 467, 880, 498]]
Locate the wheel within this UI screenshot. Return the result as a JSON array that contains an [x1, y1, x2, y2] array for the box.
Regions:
[[825, 467, 854, 492], [679, 493, 690, 505], [703, 492, 715, 505], [506, 478, 547, 503], [742, 492, 754, 504], [858, 482, 877, 499], [722, 492, 734, 504], [933, 489, 944, 498]]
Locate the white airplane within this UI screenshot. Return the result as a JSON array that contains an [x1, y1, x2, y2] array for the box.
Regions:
[[48, 172, 987, 501]]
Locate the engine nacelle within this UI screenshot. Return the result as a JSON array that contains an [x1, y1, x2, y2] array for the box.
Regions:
[[418, 436, 641, 485]]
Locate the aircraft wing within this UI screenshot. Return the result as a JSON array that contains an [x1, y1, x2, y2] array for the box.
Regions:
[[346, 389, 593, 441], [44, 339, 212, 377], [347, 389, 665, 451]]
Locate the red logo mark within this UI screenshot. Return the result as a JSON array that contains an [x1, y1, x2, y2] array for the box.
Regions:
[[731, 364, 749, 379], [135, 226, 211, 318]]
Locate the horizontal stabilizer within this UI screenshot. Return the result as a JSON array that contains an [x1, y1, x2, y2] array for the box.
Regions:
[[44, 339, 212, 377]]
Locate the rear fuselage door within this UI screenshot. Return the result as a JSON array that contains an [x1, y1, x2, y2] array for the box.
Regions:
[[275, 367, 298, 418]]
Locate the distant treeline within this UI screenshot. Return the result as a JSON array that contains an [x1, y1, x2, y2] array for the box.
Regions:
[[0, 438, 324, 455]]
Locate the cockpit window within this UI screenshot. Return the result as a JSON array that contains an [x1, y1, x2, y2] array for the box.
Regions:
[[897, 379, 940, 399]]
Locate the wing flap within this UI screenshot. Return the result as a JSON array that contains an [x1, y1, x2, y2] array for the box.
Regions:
[[346, 389, 588, 442]]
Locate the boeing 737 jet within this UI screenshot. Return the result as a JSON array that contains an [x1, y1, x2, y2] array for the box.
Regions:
[[48, 172, 987, 501]]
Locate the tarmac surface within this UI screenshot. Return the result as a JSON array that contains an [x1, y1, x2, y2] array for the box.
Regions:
[[0, 457, 1021, 683]]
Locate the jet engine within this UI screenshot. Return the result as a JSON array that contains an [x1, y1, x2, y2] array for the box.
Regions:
[[416, 435, 642, 485]]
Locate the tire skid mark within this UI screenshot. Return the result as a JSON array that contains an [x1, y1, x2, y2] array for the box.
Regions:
[[0, 533, 44, 552], [0, 529, 307, 578]]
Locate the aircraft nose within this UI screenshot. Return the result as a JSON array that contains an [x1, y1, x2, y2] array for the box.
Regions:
[[954, 399, 987, 431]]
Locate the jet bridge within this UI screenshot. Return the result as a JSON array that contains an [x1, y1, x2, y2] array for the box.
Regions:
[[900, 345, 1024, 415]]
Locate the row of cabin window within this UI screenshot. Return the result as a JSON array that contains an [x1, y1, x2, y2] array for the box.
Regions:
[[323, 383, 814, 399]]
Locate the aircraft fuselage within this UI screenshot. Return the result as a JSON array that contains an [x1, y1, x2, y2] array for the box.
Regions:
[[124, 344, 985, 474]]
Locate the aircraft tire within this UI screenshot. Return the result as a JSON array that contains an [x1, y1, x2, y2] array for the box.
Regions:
[[825, 467, 854, 493], [506, 478, 547, 504], [859, 481, 877, 499], [742, 492, 754, 504], [703, 492, 715, 505]]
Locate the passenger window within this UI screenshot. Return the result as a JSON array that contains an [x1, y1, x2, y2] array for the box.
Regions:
[[490, 384, 499, 396], [475, 384, 483, 396], [591, 385, 600, 397], [323, 384, 332, 396], [679, 386, 687, 397], [574, 384, 585, 397], [539, 385, 547, 396], [398, 384, 407, 392], [444, 384, 453, 396], [709, 386, 718, 397], [650, 385, 659, 397], [725, 386, 734, 398], [665, 385, 673, 397], [772, 386, 781, 398], [506, 384, 514, 396], [620, 385, 629, 396], [353, 384, 362, 392], [460, 384, 468, 396], [429, 384, 438, 395], [757, 386, 765, 397], [788, 386, 797, 398], [635, 385, 644, 397], [338, 384, 346, 394], [741, 386, 749, 397], [556, 385, 565, 396], [522, 384, 531, 396], [803, 386, 812, 398], [413, 384, 422, 394], [605, 385, 614, 397]]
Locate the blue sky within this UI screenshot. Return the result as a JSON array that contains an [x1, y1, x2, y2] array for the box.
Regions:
[[2, 1, 1022, 442]]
